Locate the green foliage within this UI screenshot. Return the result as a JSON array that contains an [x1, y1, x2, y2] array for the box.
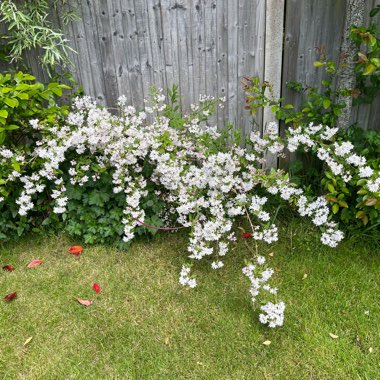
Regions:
[[0, 0, 78, 74], [0, 71, 70, 146], [322, 127, 380, 229], [64, 174, 128, 248], [242, 63, 346, 129], [0, 71, 70, 242], [350, 10, 380, 105]]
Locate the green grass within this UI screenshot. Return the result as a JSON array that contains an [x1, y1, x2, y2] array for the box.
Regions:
[[0, 220, 379, 379]]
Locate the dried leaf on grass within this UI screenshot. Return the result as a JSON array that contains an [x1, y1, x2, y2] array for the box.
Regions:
[[2, 264, 15, 272], [68, 246, 83, 257], [4, 292, 17, 302], [76, 298, 93, 307], [27, 260, 43, 269], [93, 283, 101, 294], [23, 337, 33, 346]]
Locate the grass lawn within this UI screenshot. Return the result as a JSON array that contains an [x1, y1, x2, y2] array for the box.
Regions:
[[0, 219, 379, 379]]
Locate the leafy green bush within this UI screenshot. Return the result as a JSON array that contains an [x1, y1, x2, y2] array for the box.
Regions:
[[243, 74, 380, 234], [321, 127, 380, 229], [0, 71, 70, 241], [0, 71, 70, 146]]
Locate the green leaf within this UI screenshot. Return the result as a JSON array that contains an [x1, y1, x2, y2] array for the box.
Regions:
[[363, 63, 376, 76], [370, 6, 380, 17], [332, 203, 339, 214], [338, 201, 348, 208], [12, 162, 20, 172], [313, 61, 326, 67], [4, 98, 19, 108], [0, 109, 8, 118], [327, 183, 335, 193], [283, 104, 294, 109], [322, 99, 331, 109], [370, 58, 380, 67], [364, 198, 377, 206], [368, 34, 376, 47], [1, 87, 12, 93], [15, 84, 31, 91], [15, 92, 29, 100], [51, 87, 63, 96], [5, 124, 19, 131]]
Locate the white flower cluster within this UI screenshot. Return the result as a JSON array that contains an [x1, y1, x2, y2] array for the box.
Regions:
[[242, 256, 284, 328], [284, 123, 379, 190], [179, 265, 197, 288], [2, 94, 354, 329]]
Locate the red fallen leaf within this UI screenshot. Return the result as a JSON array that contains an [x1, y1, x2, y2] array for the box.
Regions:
[[27, 259, 43, 269], [2, 265, 15, 272], [68, 246, 83, 257], [242, 233, 253, 238], [76, 298, 93, 307], [93, 283, 101, 294], [4, 292, 17, 301]]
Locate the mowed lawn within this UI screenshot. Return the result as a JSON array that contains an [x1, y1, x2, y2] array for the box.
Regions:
[[0, 219, 379, 379]]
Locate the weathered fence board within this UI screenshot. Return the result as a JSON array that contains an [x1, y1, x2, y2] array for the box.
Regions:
[[1, 0, 379, 134]]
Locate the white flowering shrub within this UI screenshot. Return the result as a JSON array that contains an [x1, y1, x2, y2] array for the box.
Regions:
[[1, 86, 378, 328]]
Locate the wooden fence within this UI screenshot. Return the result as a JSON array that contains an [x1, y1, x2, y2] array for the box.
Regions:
[[3, 0, 380, 132]]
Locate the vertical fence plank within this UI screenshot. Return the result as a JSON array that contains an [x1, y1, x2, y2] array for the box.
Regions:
[[227, 0, 239, 128], [134, 0, 154, 103], [119, 0, 145, 107], [93, 1, 119, 105], [78, 1, 106, 103], [238, 0, 265, 137], [203, 0, 218, 125], [147, 1, 167, 91], [175, 0, 193, 112], [216, 0, 228, 128], [190, 0, 206, 104]]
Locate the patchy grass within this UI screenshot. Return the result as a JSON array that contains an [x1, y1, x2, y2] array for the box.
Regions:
[[0, 220, 379, 379]]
